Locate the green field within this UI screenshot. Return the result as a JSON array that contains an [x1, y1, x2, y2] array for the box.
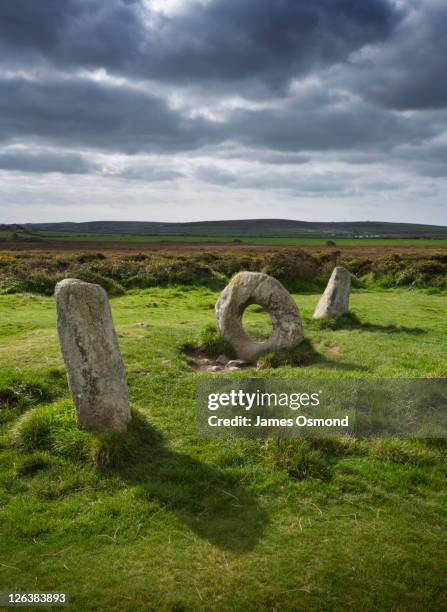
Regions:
[[1, 287, 446, 610], [3, 229, 447, 247]]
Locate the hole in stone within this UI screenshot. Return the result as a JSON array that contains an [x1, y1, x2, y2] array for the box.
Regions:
[[242, 304, 273, 342]]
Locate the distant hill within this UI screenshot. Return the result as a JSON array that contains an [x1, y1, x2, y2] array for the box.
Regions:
[[23, 219, 447, 238]]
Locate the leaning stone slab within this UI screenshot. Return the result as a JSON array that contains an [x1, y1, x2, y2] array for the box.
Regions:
[[55, 279, 131, 432], [313, 266, 351, 319], [215, 272, 304, 362]]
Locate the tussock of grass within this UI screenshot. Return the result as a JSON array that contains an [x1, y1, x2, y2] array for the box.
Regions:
[[13, 401, 159, 469], [180, 322, 236, 359], [13, 401, 91, 461], [311, 436, 360, 457], [198, 323, 236, 358], [15, 450, 57, 476], [0, 368, 67, 424], [257, 338, 318, 368], [88, 413, 160, 469], [262, 438, 332, 481], [0, 372, 57, 409], [368, 438, 445, 467]]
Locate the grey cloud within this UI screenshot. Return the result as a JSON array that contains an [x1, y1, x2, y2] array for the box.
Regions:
[[332, 136, 447, 178], [195, 165, 352, 195], [0, 0, 145, 73], [0, 75, 218, 153], [139, 0, 401, 90], [398, 141, 447, 178], [195, 166, 237, 186], [0, 71, 441, 168], [362, 180, 400, 191], [0, 0, 401, 92], [216, 147, 311, 165], [229, 94, 437, 153], [345, 1, 447, 110], [0, 146, 185, 182], [112, 166, 184, 182], [0, 0, 446, 202], [0, 148, 98, 174]]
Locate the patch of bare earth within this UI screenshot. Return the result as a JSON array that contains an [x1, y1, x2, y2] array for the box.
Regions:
[[314, 340, 341, 355], [328, 345, 341, 354]]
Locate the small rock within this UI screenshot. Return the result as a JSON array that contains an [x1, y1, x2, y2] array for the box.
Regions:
[[226, 359, 248, 368], [162, 358, 172, 364], [216, 354, 229, 365], [226, 366, 240, 371], [208, 365, 222, 372]]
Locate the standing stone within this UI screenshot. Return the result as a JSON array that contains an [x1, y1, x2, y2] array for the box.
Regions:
[[215, 271, 304, 362], [55, 279, 131, 432], [313, 266, 351, 319]]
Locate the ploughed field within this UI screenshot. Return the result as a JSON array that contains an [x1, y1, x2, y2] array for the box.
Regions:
[[0, 279, 446, 610]]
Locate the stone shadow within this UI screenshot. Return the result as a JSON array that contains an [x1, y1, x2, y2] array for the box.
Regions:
[[254, 338, 369, 372], [182, 337, 368, 373], [312, 354, 368, 372], [107, 412, 268, 553], [310, 312, 426, 335]]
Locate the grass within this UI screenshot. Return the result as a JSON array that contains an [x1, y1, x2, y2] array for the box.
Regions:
[[0, 286, 447, 610], [3, 229, 447, 247], [32, 232, 447, 247]]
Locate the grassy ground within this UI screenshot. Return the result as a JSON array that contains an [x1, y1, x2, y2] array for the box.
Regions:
[[0, 287, 446, 610], [3, 230, 447, 247]]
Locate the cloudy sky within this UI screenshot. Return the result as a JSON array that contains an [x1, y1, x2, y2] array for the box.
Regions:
[[1, 0, 446, 224]]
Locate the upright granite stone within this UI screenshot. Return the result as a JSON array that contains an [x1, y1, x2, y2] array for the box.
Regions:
[[55, 279, 131, 432], [313, 266, 351, 319], [215, 271, 304, 362]]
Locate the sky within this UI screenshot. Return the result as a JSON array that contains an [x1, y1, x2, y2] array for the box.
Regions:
[[0, 0, 446, 225]]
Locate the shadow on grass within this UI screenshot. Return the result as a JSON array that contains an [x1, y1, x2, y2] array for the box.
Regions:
[[310, 312, 426, 335], [183, 336, 367, 373], [257, 338, 368, 372], [313, 355, 368, 372], [105, 412, 268, 553]]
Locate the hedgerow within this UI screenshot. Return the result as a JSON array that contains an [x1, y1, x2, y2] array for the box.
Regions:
[[0, 249, 446, 296]]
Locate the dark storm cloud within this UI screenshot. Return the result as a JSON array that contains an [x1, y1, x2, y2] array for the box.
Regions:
[[138, 0, 401, 90], [0, 0, 445, 190], [0, 72, 440, 162], [0, 0, 146, 73], [0, 149, 97, 174], [229, 95, 437, 153], [0, 0, 401, 91], [0, 75, 217, 153], [346, 1, 447, 110]]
